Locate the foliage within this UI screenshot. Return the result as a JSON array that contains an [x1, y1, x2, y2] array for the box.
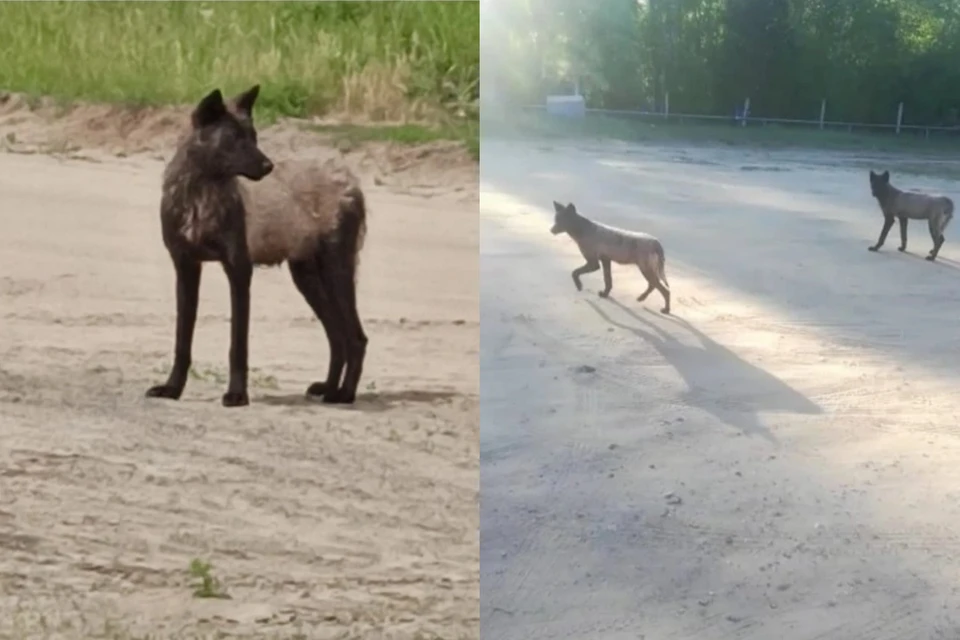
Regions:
[[189, 558, 229, 599], [0, 1, 479, 124], [486, 0, 960, 126]]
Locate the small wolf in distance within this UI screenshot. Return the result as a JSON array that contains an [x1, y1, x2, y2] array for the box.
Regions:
[[147, 84, 368, 408], [868, 169, 954, 261], [550, 200, 671, 314]]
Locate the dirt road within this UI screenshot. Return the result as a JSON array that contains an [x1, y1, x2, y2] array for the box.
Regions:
[[481, 137, 960, 639], [0, 143, 478, 639]]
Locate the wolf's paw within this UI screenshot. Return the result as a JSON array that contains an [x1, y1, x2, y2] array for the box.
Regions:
[[898, 246, 907, 252], [306, 381, 329, 397], [868, 245, 880, 252], [598, 290, 610, 298], [925, 254, 937, 262], [221, 390, 250, 408], [145, 384, 182, 400]]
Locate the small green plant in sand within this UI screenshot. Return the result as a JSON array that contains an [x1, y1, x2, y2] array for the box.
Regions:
[[251, 369, 280, 391], [185, 364, 278, 390], [188, 364, 227, 386], [189, 558, 230, 599]]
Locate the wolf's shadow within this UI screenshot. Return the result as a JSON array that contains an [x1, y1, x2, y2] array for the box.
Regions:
[[585, 298, 823, 444], [255, 389, 464, 413]]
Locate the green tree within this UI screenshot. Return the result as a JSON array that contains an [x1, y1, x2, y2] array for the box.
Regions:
[[486, 0, 960, 126]]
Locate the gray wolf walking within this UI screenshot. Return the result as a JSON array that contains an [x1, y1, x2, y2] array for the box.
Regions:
[[147, 84, 368, 407], [550, 200, 671, 314], [868, 170, 954, 261]]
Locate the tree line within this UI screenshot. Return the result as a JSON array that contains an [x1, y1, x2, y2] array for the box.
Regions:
[[483, 0, 960, 126]]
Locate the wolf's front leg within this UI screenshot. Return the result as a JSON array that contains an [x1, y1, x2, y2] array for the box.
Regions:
[[146, 258, 202, 400], [897, 216, 908, 252], [598, 257, 613, 298], [571, 259, 600, 292], [221, 257, 254, 408], [869, 216, 895, 252]]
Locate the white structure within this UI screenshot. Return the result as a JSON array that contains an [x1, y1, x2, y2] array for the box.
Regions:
[[545, 93, 586, 118]]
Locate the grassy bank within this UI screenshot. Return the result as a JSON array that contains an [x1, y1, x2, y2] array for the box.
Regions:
[[0, 1, 478, 154], [311, 121, 479, 160], [484, 109, 960, 156]]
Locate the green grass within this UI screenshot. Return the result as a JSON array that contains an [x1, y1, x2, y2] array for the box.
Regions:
[[484, 110, 960, 156], [0, 1, 478, 133], [189, 558, 230, 600], [310, 121, 479, 160]]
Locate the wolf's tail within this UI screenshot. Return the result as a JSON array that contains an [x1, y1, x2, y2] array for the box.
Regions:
[[339, 185, 368, 281], [943, 198, 955, 234], [656, 242, 669, 286]]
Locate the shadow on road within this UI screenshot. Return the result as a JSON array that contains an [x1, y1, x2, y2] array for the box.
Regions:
[[586, 296, 823, 444]]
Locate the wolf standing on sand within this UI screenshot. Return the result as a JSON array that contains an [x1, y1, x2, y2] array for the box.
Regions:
[[550, 201, 671, 314], [868, 170, 954, 261], [147, 84, 369, 408]]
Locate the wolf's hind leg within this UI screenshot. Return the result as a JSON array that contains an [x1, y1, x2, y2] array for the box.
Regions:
[[638, 265, 671, 314], [572, 259, 600, 292], [927, 216, 946, 261], [288, 258, 347, 401], [636, 280, 655, 302]]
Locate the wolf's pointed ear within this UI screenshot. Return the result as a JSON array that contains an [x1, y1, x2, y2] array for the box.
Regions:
[[232, 84, 261, 118], [191, 88, 226, 129], [882, 170, 890, 181], [553, 200, 564, 212], [566, 202, 576, 212], [869, 170, 877, 178]]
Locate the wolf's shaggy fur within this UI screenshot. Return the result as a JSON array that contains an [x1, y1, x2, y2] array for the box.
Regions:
[[550, 201, 671, 314], [147, 84, 368, 408], [868, 170, 954, 261], [239, 158, 367, 268]]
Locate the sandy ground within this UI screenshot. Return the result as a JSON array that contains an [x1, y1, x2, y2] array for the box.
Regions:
[[0, 117, 478, 638], [481, 137, 960, 639]]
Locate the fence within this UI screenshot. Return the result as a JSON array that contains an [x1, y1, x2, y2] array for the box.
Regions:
[[530, 92, 960, 140]]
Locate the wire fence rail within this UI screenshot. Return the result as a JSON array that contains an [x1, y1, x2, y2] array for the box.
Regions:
[[524, 94, 960, 139]]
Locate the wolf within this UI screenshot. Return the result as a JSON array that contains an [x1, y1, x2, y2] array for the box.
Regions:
[[868, 170, 954, 261], [550, 200, 671, 314], [146, 84, 368, 407]]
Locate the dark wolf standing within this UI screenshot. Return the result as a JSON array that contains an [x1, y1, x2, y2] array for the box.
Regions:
[[868, 170, 954, 261], [147, 85, 368, 407], [550, 200, 671, 314]]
